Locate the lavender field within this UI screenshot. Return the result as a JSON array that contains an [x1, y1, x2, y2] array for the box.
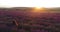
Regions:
[[0, 7, 60, 32]]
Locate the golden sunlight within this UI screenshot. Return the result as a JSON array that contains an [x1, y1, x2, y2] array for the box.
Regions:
[[32, 7, 46, 13], [34, 7, 41, 9]]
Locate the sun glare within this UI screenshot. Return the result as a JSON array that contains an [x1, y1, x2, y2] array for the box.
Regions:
[[32, 7, 41, 12], [34, 7, 41, 9], [34, 7, 44, 10], [32, 7, 46, 12]]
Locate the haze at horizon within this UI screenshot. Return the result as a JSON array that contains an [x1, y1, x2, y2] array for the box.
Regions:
[[0, 0, 60, 8]]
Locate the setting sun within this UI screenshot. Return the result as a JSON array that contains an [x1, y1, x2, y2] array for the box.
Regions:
[[31, 7, 46, 12], [32, 7, 41, 12], [34, 7, 41, 9], [34, 7, 45, 10]]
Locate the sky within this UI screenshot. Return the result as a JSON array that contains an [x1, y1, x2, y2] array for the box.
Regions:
[[0, 0, 60, 8]]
